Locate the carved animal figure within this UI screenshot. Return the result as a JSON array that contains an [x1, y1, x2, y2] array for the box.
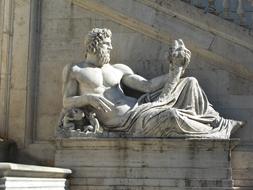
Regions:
[[62, 108, 86, 131]]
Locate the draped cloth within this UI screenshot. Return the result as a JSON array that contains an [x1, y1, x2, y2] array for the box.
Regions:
[[104, 77, 242, 139]]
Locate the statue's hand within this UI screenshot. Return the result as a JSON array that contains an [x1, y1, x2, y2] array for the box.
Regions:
[[87, 94, 115, 112], [167, 39, 191, 68]]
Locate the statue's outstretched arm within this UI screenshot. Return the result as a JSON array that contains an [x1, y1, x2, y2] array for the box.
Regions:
[[114, 63, 167, 93], [121, 73, 169, 93]]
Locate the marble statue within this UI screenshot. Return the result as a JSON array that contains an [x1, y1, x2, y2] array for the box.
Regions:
[[58, 28, 244, 138]]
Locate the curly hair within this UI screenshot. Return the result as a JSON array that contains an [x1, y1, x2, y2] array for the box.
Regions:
[[85, 28, 112, 56]]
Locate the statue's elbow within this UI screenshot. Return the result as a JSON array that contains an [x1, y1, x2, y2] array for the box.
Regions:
[[63, 98, 71, 109]]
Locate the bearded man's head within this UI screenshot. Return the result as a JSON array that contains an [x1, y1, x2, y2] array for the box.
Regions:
[[85, 28, 112, 66]]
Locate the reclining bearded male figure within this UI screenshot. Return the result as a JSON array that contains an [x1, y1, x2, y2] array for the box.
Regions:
[[61, 28, 244, 139]]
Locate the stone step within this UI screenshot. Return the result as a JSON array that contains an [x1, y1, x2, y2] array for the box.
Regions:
[[0, 177, 67, 190], [70, 178, 233, 187], [233, 168, 253, 180], [0, 163, 72, 190], [70, 185, 235, 190], [71, 166, 230, 179]]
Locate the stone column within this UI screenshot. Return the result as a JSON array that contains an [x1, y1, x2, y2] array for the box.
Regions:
[[0, 0, 14, 140], [0, 0, 41, 148]]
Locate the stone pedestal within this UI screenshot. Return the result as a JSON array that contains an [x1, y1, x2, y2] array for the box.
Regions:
[[0, 163, 71, 190], [232, 143, 253, 190], [55, 138, 239, 190]]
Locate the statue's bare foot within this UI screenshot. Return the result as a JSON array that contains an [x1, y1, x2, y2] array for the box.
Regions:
[[230, 120, 246, 134]]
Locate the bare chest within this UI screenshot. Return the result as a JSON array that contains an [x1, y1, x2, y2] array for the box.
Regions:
[[73, 65, 123, 89]]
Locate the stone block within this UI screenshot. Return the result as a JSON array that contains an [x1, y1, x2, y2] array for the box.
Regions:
[[7, 118, 26, 147], [0, 163, 71, 190], [210, 36, 253, 72], [11, 0, 30, 91], [93, 0, 215, 50], [0, 177, 67, 190], [188, 68, 230, 97], [42, 0, 100, 19], [70, 186, 234, 190], [41, 18, 90, 40], [40, 42, 84, 62], [232, 148, 253, 170], [217, 95, 253, 109], [37, 62, 63, 114], [228, 74, 253, 96], [232, 143, 253, 189], [36, 114, 58, 141], [22, 142, 56, 165], [8, 89, 27, 118], [55, 138, 238, 189]]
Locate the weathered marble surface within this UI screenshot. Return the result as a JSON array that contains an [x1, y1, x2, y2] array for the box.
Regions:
[[55, 138, 239, 190], [0, 163, 71, 190], [58, 28, 244, 139]]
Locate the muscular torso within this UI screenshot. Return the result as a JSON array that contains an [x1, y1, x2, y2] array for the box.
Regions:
[[71, 62, 137, 126]]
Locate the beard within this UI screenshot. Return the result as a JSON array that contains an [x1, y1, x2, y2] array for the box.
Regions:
[[97, 48, 110, 66]]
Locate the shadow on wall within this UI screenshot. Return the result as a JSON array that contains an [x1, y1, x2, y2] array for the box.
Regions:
[[0, 139, 17, 162]]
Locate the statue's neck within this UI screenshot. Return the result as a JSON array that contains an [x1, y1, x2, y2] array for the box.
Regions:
[[85, 54, 98, 66]]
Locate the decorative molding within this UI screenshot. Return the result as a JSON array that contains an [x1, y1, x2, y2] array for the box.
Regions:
[[72, 0, 253, 81]]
